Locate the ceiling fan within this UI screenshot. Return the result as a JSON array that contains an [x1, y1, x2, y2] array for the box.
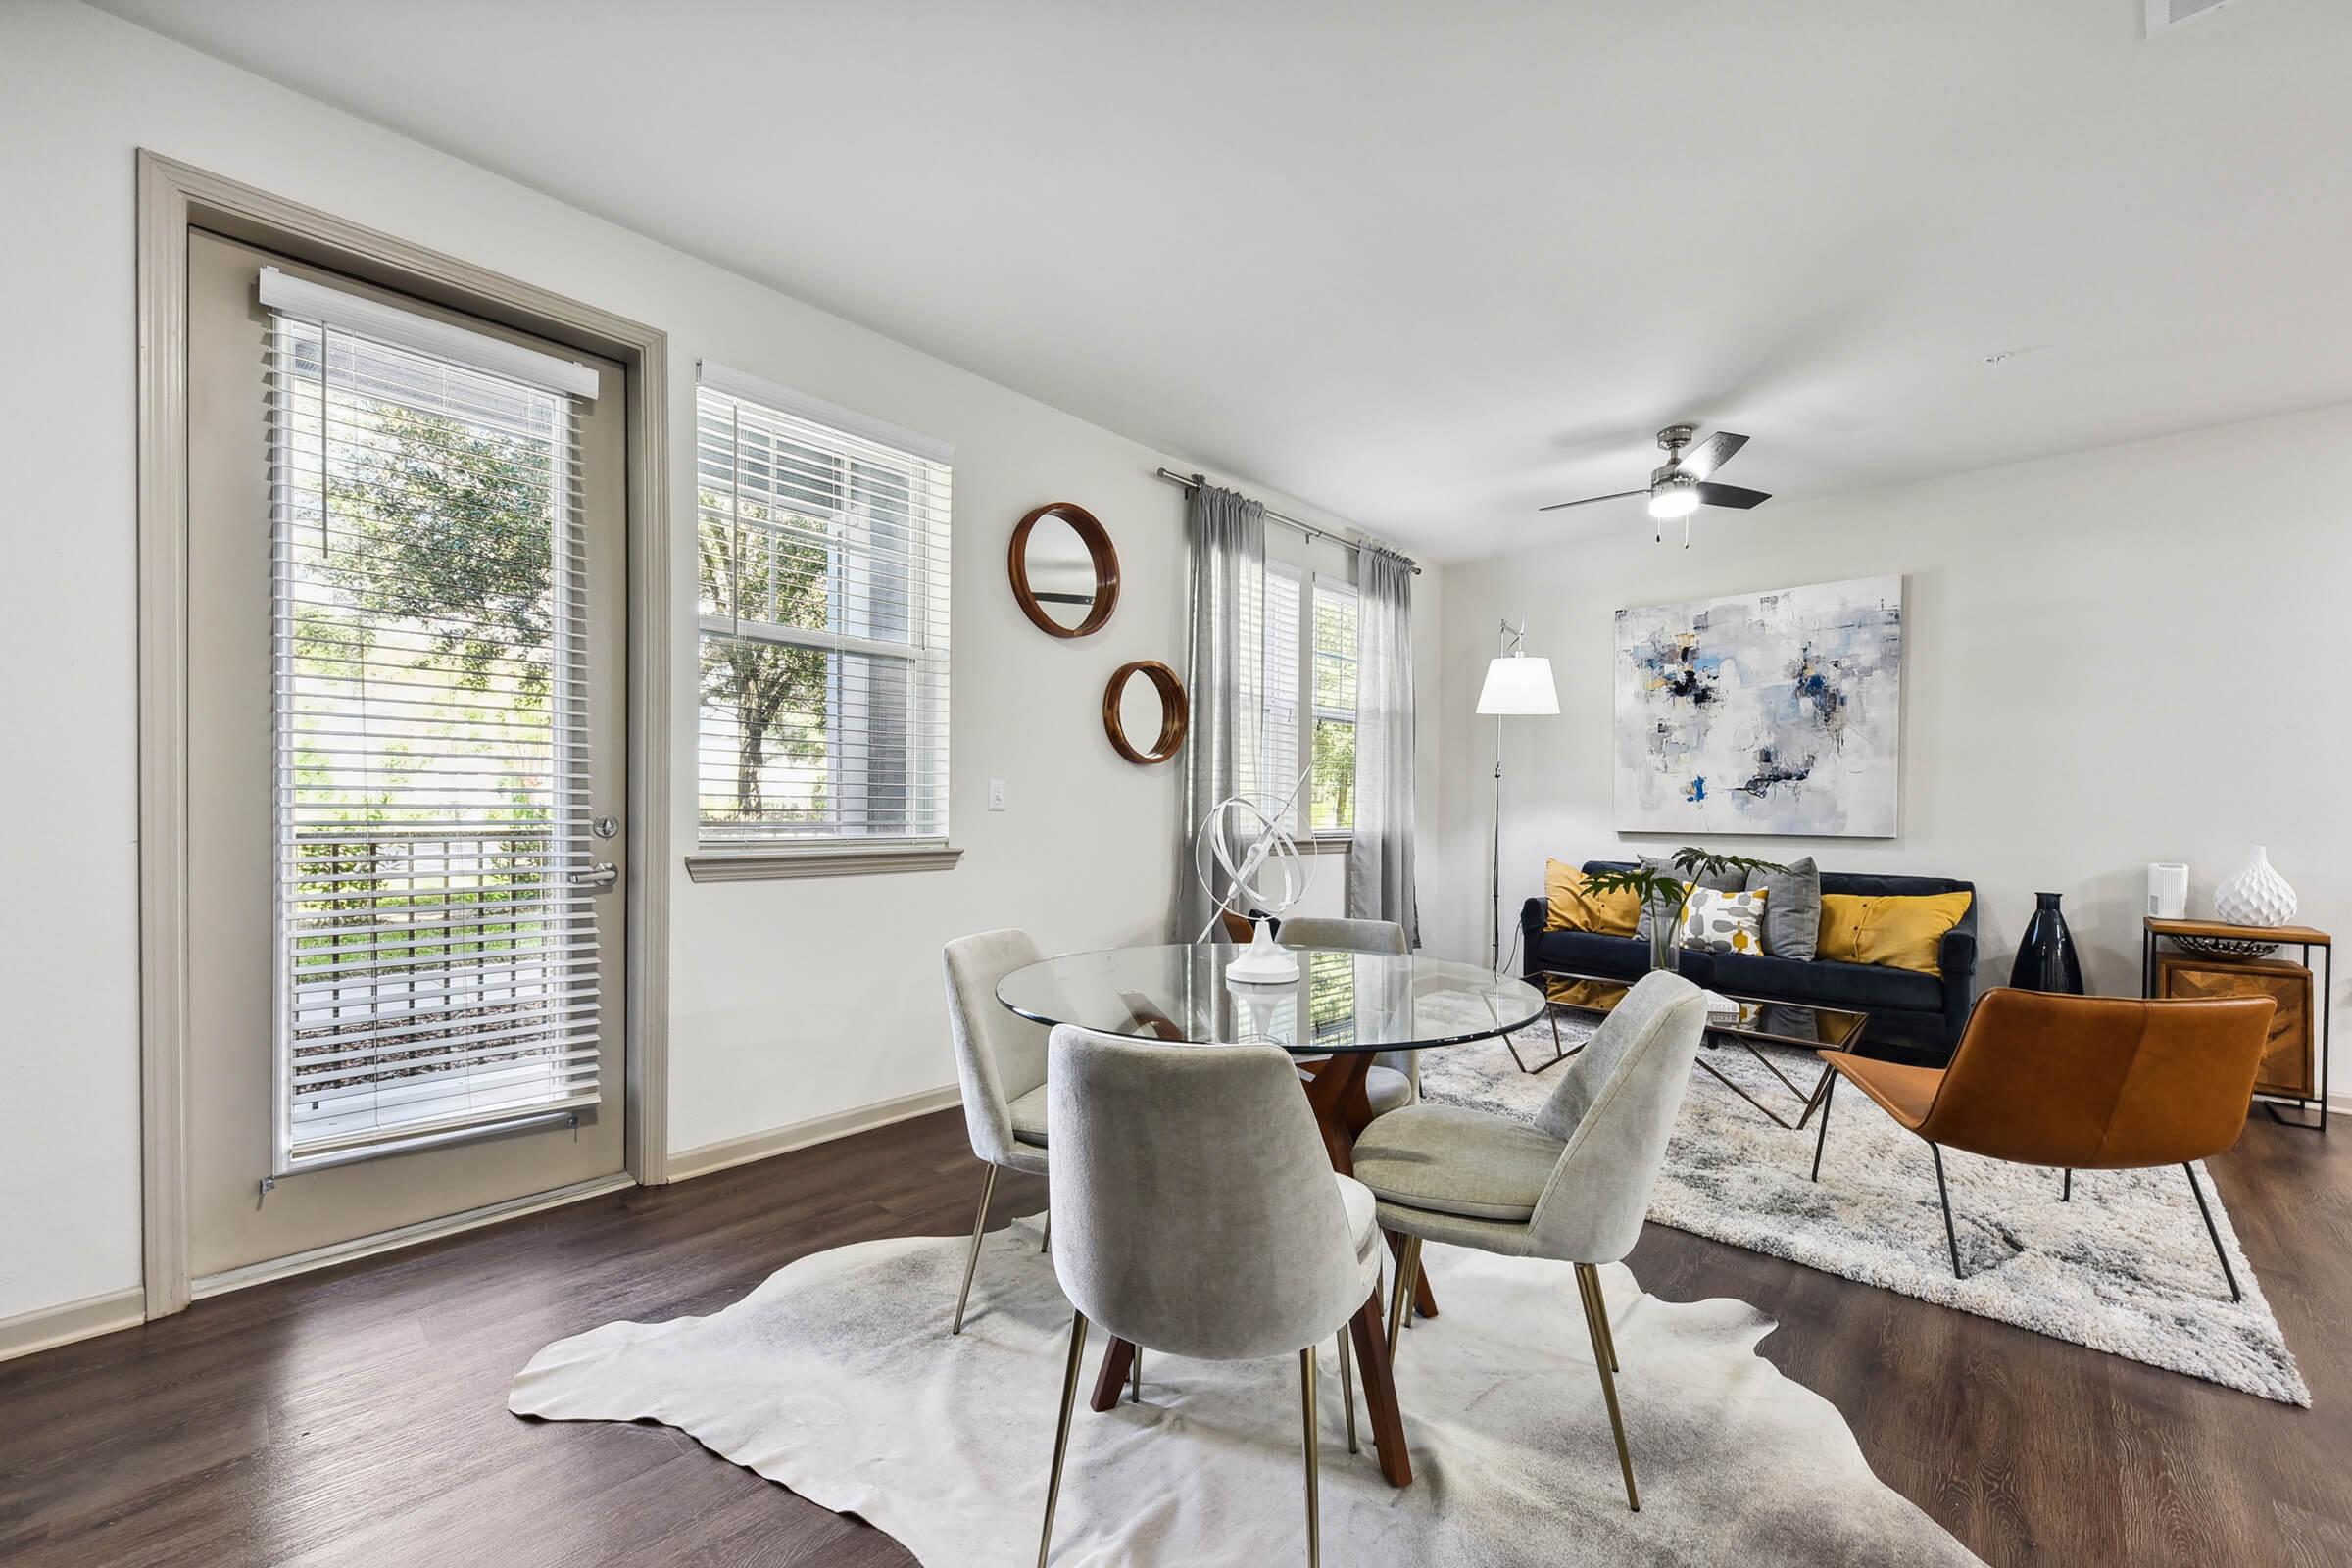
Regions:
[[1539, 424, 1771, 547]]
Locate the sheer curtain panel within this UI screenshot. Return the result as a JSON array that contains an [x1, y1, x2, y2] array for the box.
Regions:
[[1176, 483, 1268, 939]]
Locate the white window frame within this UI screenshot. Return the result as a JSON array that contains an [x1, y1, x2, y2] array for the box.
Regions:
[[685, 362, 960, 881]]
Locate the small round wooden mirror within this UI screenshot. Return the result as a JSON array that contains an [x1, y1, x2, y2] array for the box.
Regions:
[[1010, 502, 1119, 637], [1103, 661, 1188, 765]]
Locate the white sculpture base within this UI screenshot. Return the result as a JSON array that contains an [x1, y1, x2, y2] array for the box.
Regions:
[[1224, 918, 1300, 985]]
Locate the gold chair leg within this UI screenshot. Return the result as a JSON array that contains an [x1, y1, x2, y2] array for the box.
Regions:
[[1577, 1262, 1639, 1511], [1579, 1263, 1619, 1374], [1386, 1235, 1424, 1360], [951, 1165, 999, 1336], [1037, 1309, 1090, 1568], [1298, 1348, 1323, 1568], [1336, 1331, 1359, 1454]]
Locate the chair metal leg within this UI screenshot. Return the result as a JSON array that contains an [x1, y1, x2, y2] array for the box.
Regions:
[[1298, 1348, 1323, 1568], [1130, 1347, 1143, 1403], [1336, 1332, 1359, 1454], [2062, 1167, 2072, 1202], [2183, 1163, 2243, 1302], [1576, 1262, 1639, 1511], [1041, 1210, 1051, 1253], [1579, 1264, 1618, 1373], [1386, 1236, 1424, 1359], [1810, 1072, 1837, 1182], [951, 1165, 999, 1336], [1036, 1310, 1090, 1568], [1930, 1143, 1963, 1280]]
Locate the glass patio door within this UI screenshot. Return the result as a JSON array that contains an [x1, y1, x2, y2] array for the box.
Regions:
[[181, 231, 629, 1281]]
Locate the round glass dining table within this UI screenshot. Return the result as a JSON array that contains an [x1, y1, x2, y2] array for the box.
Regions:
[[998, 941, 1545, 1059], [998, 944, 1542, 1487]]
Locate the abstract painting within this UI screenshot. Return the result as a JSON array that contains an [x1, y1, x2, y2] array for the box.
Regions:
[[1613, 575, 1904, 837]]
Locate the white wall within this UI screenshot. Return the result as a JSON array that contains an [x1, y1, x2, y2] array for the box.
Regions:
[[1429, 403, 2351, 1102], [0, 1, 1424, 1324]]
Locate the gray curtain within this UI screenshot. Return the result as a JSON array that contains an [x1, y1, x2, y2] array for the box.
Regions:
[[1347, 545, 1419, 947], [1176, 483, 1267, 941]]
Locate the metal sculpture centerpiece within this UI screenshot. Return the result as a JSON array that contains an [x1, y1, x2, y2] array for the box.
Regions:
[[1193, 771, 1315, 984]]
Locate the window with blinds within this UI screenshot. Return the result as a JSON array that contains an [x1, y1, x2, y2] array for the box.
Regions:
[[263, 269, 603, 1167], [1262, 567, 1303, 825], [1310, 582, 1359, 831], [694, 364, 953, 846], [1259, 564, 1356, 835]]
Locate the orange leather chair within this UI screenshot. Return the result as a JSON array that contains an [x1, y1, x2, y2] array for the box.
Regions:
[[1810, 988, 2277, 1297]]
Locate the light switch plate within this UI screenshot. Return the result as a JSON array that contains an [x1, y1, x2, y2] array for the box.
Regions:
[[988, 779, 1006, 811]]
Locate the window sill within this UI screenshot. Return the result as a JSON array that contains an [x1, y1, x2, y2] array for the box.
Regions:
[[1304, 834, 1354, 854], [685, 844, 965, 882]]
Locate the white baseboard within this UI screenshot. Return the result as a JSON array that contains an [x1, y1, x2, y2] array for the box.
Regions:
[[667, 1084, 961, 1182], [0, 1286, 146, 1364], [190, 1172, 635, 1301]]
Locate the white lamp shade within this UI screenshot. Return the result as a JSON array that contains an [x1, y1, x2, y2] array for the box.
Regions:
[[1477, 655, 1559, 715]]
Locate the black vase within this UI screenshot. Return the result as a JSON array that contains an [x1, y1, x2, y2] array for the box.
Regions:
[[2010, 892, 2085, 994]]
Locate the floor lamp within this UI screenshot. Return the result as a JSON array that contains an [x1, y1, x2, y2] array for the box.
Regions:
[[1477, 621, 1559, 970]]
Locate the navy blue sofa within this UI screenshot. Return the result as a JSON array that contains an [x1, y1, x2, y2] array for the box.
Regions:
[[1520, 860, 1980, 1065]]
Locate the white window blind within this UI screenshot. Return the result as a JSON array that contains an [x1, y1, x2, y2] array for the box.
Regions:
[[1256, 565, 1357, 835], [1310, 582, 1360, 832], [1262, 567, 1304, 828], [267, 293, 601, 1168], [695, 364, 953, 846]]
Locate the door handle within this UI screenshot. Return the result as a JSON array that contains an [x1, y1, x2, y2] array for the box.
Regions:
[[568, 861, 620, 892]]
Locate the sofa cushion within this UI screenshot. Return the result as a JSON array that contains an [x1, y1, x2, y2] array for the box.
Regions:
[[1709, 948, 1945, 1013], [1746, 856, 1822, 961], [1528, 929, 1650, 981]]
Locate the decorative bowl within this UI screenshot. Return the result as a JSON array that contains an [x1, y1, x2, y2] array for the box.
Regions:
[[2173, 933, 2278, 958]]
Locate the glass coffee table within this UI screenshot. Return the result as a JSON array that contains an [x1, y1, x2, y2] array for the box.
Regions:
[[1529, 969, 1869, 1130]]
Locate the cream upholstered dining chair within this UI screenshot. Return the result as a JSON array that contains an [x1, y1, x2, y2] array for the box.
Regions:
[[1276, 916, 1418, 1116], [942, 929, 1054, 1336], [1036, 1024, 1387, 1568], [1348, 969, 1707, 1511]]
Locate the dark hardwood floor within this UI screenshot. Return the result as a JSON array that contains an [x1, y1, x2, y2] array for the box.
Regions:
[[2, 1110, 2343, 1567]]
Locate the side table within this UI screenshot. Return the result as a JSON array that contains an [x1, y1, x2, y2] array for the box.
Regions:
[[2142, 916, 2331, 1132]]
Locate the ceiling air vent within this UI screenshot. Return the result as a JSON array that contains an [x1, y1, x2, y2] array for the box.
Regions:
[[2145, 0, 2239, 34]]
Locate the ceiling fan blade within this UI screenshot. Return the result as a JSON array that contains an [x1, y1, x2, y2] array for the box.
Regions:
[[1694, 481, 1770, 510], [1679, 430, 1749, 481], [1538, 488, 1646, 513]]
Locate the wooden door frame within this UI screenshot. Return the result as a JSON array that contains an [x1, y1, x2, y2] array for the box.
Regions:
[[135, 152, 673, 1318]]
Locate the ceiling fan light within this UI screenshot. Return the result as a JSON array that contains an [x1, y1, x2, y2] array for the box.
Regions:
[[1647, 475, 1700, 519]]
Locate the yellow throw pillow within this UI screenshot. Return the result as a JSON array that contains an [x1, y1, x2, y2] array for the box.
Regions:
[[1816, 891, 1973, 975], [1544, 858, 1641, 936]]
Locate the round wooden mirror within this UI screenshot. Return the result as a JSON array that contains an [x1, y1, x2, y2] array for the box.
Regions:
[[1103, 661, 1189, 765], [1010, 502, 1120, 638]]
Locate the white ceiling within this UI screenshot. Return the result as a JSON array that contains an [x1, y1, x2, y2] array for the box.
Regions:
[[99, 0, 2352, 562]]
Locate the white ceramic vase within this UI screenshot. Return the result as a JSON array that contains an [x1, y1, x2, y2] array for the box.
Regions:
[[2214, 845, 2297, 928]]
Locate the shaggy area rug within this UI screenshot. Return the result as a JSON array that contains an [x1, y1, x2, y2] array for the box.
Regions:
[[512, 1212, 1982, 1567], [1418, 1009, 2310, 1406]]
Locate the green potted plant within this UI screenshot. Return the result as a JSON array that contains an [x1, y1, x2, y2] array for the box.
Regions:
[[1584, 848, 1785, 972]]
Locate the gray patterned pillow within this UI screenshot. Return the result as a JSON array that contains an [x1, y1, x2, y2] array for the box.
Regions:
[[1632, 856, 1745, 943], [1677, 886, 1769, 955]]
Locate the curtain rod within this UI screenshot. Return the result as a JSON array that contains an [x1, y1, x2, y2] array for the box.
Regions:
[[1154, 467, 1421, 575]]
